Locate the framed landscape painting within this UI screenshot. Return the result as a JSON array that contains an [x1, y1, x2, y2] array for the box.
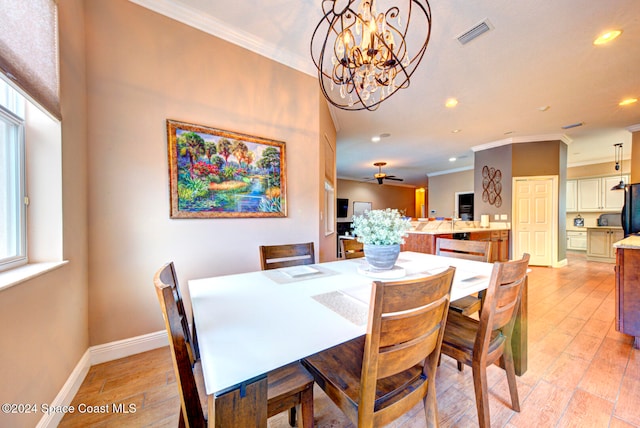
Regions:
[[166, 119, 287, 218]]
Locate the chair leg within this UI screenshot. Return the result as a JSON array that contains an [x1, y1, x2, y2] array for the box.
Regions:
[[299, 386, 314, 428], [192, 319, 200, 360], [288, 406, 297, 426], [423, 356, 440, 428], [178, 408, 186, 428], [457, 361, 464, 372], [501, 347, 521, 412], [472, 362, 491, 428]]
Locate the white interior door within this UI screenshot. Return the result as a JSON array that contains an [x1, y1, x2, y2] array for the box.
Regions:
[[512, 176, 557, 266]]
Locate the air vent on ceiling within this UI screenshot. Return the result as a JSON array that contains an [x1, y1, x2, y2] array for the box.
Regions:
[[456, 19, 493, 45], [561, 122, 584, 130]]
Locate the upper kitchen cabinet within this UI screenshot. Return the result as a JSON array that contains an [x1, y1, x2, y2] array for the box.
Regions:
[[571, 175, 629, 212]]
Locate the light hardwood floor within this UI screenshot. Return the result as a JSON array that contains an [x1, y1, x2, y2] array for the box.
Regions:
[[60, 253, 640, 427]]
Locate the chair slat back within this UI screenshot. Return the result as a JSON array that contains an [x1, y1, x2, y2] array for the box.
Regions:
[[341, 239, 364, 259], [154, 263, 205, 427], [363, 267, 455, 383], [476, 254, 530, 354], [259, 242, 315, 270], [435, 238, 492, 262]]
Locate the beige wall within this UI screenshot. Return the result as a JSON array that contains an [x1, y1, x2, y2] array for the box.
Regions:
[[318, 97, 337, 262], [428, 169, 474, 218], [84, 0, 321, 345], [633, 130, 640, 183], [0, 1, 90, 427], [336, 179, 416, 219], [567, 160, 630, 179]]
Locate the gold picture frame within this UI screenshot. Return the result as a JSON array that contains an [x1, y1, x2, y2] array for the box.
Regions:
[[166, 119, 287, 218]]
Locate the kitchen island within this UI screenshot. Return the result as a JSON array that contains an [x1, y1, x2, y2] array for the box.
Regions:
[[402, 220, 511, 262], [613, 236, 640, 349]]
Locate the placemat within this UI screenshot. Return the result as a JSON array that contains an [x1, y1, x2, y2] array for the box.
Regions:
[[312, 291, 368, 326], [262, 265, 339, 284]]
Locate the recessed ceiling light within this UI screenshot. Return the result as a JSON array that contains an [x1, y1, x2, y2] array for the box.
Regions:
[[537, 105, 550, 112], [451, 129, 461, 133], [371, 136, 381, 142], [445, 98, 458, 108], [594, 30, 622, 45], [619, 98, 638, 106], [449, 157, 457, 162], [380, 133, 391, 138]]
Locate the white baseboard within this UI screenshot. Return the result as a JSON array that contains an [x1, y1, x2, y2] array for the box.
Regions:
[[553, 258, 568, 268], [89, 330, 168, 365], [36, 330, 168, 428], [36, 350, 91, 428]]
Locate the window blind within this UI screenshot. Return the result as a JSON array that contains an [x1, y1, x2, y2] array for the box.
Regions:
[[0, 0, 60, 120]]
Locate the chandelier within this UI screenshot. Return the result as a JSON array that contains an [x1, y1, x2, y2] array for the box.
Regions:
[[311, 0, 432, 111]]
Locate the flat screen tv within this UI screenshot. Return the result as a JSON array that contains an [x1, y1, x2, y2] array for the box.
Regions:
[[337, 198, 349, 218]]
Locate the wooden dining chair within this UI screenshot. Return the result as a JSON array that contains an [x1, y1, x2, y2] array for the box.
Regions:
[[303, 267, 456, 428], [436, 238, 492, 316], [259, 242, 315, 270], [440, 253, 530, 428], [153, 262, 315, 428], [340, 238, 364, 259]]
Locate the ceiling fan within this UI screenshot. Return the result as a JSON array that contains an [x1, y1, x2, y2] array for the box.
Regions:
[[369, 162, 404, 185]]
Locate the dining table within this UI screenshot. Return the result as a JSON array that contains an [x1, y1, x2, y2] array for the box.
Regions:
[[188, 251, 528, 427]]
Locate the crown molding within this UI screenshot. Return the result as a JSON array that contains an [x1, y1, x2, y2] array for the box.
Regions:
[[471, 133, 572, 152], [336, 176, 417, 188], [426, 165, 474, 177], [627, 123, 640, 132], [128, 0, 316, 76]]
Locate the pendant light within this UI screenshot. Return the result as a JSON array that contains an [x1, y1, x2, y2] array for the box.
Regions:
[[611, 143, 625, 190]]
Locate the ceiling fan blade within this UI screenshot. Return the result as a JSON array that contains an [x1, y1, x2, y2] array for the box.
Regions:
[[386, 177, 404, 181]]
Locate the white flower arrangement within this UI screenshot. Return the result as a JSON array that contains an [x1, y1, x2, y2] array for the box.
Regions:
[[352, 208, 412, 246]]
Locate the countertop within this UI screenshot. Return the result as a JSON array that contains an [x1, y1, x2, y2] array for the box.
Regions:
[[408, 221, 510, 235], [613, 235, 640, 249], [567, 226, 623, 232]]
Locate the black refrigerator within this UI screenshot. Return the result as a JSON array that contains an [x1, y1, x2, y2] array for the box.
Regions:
[[622, 183, 640, 237]]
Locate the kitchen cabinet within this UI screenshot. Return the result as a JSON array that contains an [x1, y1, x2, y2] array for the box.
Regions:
[[495, 230, 510, 261], [602, 176, 627, 210], [567, 230, 587, 251], [469, 230, 509, 262], [587, 227, 624, 262], [574, 175, 628, 212], [615, 246, 640, 349], [566, 180, 577, 212]]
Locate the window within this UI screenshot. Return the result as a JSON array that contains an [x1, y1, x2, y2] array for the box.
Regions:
[[324, 180, 335, 236], [0, 78, 26, 272]]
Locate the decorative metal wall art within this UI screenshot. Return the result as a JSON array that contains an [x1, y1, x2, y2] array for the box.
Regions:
[[482, 165, 502, 207]]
